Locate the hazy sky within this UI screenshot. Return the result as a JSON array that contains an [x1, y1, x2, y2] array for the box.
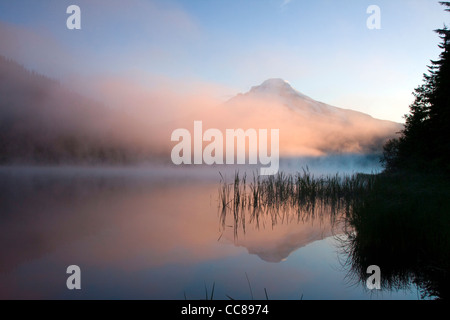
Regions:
[[0, 0, 448, 122]]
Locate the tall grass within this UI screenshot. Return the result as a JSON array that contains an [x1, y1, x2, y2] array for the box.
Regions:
[[218, 169, 377, 238], [218, 170, 450, 299]]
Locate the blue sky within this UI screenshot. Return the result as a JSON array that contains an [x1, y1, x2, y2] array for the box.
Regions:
[[0, 0, 448, 122]]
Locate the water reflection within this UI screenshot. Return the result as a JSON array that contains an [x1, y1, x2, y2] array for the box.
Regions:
[[218, 171, 449, 300], [0, 166, 234, 299], [218, 195, 347, 263], [336, 174, 450, 300], [0, 166, 433, 299], [217, 171, 368, 262]]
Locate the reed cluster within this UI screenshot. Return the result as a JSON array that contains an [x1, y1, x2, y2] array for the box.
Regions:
[[218, 169, 377, 238]]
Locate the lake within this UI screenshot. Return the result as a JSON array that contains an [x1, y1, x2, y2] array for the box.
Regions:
[[0, 156, 421, 299]]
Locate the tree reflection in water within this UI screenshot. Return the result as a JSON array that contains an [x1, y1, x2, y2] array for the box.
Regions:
[[218, 171, 450, 299]]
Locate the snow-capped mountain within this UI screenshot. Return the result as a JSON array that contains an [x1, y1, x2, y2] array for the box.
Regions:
[[225, 78, 402, 156], [231, 78, 378, 117], [248, 78, 308, 98], [240, 78, 337, 115]]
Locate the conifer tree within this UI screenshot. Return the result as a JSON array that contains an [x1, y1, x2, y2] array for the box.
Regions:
[[382, 2, 450, 172]]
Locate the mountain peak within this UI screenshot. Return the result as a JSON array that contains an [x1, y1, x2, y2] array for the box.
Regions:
[[249, 78, 306, 98], [261, 78, 291, 87]]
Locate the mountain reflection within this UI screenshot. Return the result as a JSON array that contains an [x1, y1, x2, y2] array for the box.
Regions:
[[217, 171, 364, 262], [218, 171, 450, 299], [218, 202, 345, 263], [2, 166, 446, 299]]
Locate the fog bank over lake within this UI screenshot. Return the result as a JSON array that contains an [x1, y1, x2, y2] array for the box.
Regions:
[[0, 154, 383, 182]]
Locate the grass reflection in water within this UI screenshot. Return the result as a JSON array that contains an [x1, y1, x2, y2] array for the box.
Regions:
[[218, 170, 450, 300]]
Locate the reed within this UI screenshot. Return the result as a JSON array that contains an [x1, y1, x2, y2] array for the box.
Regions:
[[220, 170, 375, 220], [218, 170, 450, 299], [218, 169, 377, 241]]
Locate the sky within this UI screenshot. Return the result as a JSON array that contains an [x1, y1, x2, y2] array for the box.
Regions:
[[0, 0, 448, 123]]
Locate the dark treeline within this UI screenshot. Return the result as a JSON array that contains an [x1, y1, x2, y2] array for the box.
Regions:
[[0, 55, 163, 164], [355, 2, 450, 299], [382, 2, 450, 173]]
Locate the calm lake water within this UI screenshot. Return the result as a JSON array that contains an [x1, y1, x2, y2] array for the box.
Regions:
[[0, 156, 420, 299]]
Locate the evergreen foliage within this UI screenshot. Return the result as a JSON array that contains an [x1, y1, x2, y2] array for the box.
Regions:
[[382, 2, 450, 172]]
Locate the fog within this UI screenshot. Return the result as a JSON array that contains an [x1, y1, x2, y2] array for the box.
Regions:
[[0, 54, 400, 165]]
